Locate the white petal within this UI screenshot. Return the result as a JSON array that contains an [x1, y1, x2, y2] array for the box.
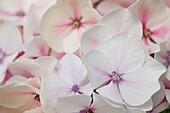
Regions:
[[41, 73, 72, 109], [99, 31, 145, 73], [63, 29, 83, 53], [97, 82, 124, 104], [23, 5, 40, 48], [26, 37, 50, 57], [83, 50, 112, 89], [0, 22, 22, 54], [0, 83, 38, 108], [126, 109, 146, 113], [59, 53, 87, 85], [129, 0, 167, 28], [56, 95, 91, 113], [119, 55, 166, 106], [81, 24, 112, 55], [126, 99, 153, 112], [79, 83, 93, 95], [99, 8, 142, 39], [92, 93, 124, 113], [152, 82, 165, 108]]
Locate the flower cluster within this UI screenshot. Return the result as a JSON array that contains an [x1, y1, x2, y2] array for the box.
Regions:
[[0, 0, 170, 113]]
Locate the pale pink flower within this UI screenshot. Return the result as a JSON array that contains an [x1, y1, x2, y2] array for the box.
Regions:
[[83, 31, 166, 106], [8, 56, 57, 79], [0, 0, 56, 25], [56, 94, 124, 113], [3, 56, 57, 113], [0, 22, 22, 83], [39, 0, 101, 53], [41, 54, 92, 113], [129, 0, 170, 53], [25, 36, 65, 60], [81, 8, 142, 55], [0, 78, 41, 113]]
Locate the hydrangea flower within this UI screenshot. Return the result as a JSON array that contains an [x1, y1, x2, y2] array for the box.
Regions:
[[0, 79, 41, 113], [129, 0, 170, 53], [56, 94, 124, 113], [41, 54, 92, 113], [39, 0, 101, 53], [83, 31, 166, 106], [0, 22, 22, 83], [0, 0, 56, 25], [81, 8, 142, 55]]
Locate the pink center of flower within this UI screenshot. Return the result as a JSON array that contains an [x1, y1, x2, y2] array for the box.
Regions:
[[143, 28, 156, 44], [79, 108, 94, 113], [72, 84, 79, 93], [0, 49, 6, 64], [111, 71, 124, 83], [16, 10, 25, 17], [72, 17, 82, 28], [143, 29, 151, 38]]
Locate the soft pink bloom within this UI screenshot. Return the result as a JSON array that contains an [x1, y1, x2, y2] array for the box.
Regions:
[[25, 36, 65, 60], [0, 0, 56, 25], [0, 78, 41, 113], [9, 56, 57, 79], [2, 56, 57, 113], [39, 0, 101, 53], [41, 54, 92, 113], [129, 0, 170, 53], [81, 8, 142, 55], [0, 22, 22, 83], [83, 31, 166, 106], [56, 94, 124, 113]]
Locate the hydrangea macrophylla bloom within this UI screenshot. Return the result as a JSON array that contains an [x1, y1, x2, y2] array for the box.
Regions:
[[0, 22, 22, 83], [39, 0, 101, 53], [83, 32, 166, 106], [25, 37, 65, 60], [95, 0, 136, 16], [56, 94, 124, 113], [0, 0, 56, 25], [23, 0, 57, 48], [81, 8, 142, 55], [5, 56, 57, 113], [8, 56, 57, 79], [0, 79, 41, 113], [129, 0, 170, 53], [0, 0, 36, 25], [41, 54, 92, 113], [26, 37, 51, 57]]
